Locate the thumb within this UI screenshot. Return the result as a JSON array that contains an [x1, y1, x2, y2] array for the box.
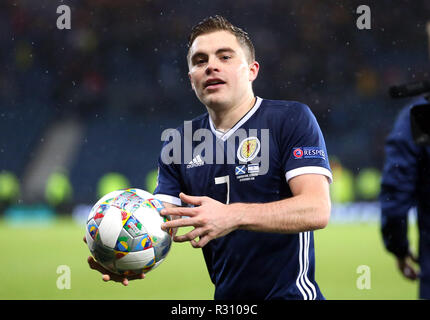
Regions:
[[409, 252, 419, 264], [179, 192, 204, 206]]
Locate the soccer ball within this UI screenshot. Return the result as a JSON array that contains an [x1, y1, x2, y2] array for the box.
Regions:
[[85, 188, 173, 276]]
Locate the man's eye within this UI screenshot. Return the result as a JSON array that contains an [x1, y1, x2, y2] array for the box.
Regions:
[[197, 59, 206, 64], [222, 55, 231, 60]]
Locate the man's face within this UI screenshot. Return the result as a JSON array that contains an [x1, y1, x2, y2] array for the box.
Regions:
[[188, 30, 258, 108]]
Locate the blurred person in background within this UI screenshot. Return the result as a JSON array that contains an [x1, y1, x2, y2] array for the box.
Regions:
[[380, 92, 430, 299], [380, 22, 430, 299]]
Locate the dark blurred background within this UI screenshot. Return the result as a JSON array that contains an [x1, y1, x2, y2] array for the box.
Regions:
[[1, 0, 429, 213]]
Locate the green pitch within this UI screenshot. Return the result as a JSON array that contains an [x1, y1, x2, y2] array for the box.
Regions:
[[315, 222, 418, 299], [0, 217, 419, 300]]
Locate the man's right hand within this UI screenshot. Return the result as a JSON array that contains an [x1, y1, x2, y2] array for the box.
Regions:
[[396, 251, 419, 280], [83, 236, 145, 286]]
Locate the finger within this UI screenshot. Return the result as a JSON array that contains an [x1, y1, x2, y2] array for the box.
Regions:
[[195, 235, 211, 248], [87, 256, 103, 271], [409, 253, 419, 263], [127, 273, 146, 280], [179, 192, 205, 206], [162, 217, 199, 230], [83, 236, 87, 244], [174, 228, 205, 242], [88, 256, 117, 279], [160, 206, 197, 217], [402, 264, 418, 280], [116, 271, 146, 284], [119, 271, 146, 281], [102, 272, 130, 283], [191, 235, 211, 248], [404, 269, 417, 280]]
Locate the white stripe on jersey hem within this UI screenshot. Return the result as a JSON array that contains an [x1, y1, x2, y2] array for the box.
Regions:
[[208, 96, 263, 141], [298, 232, 313, 300], [303, 232, 317, 299], [296, 232, 316, 300], [296, 232, 308, 299], [285, 166, 333, 184], [153, 194, 181, 206]]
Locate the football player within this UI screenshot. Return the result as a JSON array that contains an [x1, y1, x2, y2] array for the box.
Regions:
[[86, 15, 332, 298], [154, 15, 332, 300]]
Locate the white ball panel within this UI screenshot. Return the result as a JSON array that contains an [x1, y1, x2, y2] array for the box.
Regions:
[[98, 206, 123, 249], [115, 248, 155, 270], [133, 206, 165, 241]]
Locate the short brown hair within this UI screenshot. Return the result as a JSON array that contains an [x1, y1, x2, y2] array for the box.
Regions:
[[187, 15, 255, 63]]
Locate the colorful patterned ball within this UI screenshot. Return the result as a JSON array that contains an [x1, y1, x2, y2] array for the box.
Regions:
[[85, 188, 173, 276]]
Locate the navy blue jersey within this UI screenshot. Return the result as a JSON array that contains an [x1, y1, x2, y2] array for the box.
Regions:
[[380, 95, 430, 299], [154, 97, 332, 300]]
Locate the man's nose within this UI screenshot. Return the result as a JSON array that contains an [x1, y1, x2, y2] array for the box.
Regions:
[[205, 58, 220, 75]]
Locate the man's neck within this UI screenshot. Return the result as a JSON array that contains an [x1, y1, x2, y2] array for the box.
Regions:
[[207, 95, 256, 132]]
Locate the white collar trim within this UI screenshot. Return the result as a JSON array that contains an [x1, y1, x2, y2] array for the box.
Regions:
[[208, 96, 263, 141]]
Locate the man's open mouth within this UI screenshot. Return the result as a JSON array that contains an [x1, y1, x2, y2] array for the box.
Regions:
[[204, 79, 226, 89]]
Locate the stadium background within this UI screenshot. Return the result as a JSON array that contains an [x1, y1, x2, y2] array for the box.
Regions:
[[0, 0, 428, 299]]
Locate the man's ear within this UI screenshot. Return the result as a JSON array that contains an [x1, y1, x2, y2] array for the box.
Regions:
[[249, 61, 260, 82], [188, 72, 196, 91]]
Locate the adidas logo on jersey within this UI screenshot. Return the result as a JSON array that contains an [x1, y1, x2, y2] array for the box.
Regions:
[[186, 155, 205, 169]]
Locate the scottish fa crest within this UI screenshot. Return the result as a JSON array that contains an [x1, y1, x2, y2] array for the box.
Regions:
[[237, 137, 260, 163]]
